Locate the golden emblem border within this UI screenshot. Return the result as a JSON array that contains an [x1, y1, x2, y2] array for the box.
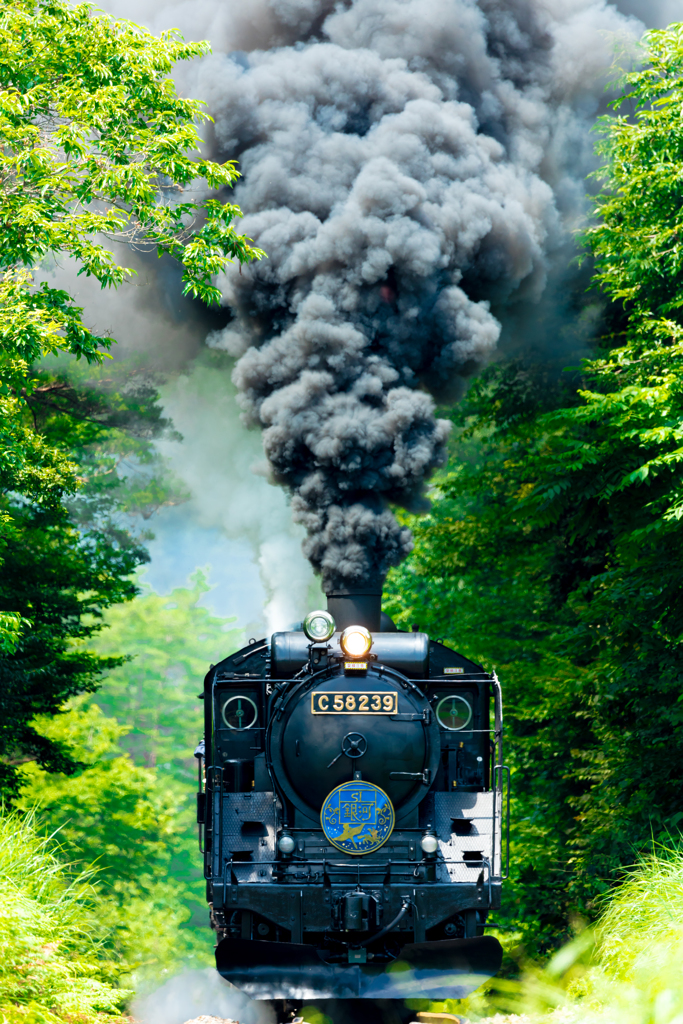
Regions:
[[320, 780, 395, 857]]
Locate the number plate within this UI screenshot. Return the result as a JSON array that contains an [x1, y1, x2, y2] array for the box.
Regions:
[[311, 691, 398, 714]]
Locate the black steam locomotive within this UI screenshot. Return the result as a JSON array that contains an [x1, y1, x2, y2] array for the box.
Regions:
[[195, 586, 507, 1004]]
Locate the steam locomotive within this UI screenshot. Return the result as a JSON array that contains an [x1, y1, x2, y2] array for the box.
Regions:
[[195, 585, 507, 1007]]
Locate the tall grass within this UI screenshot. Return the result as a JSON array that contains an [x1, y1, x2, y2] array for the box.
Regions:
[[497, 838, 683, 1023], [596, 837, 683, 981], [0, 809, 128, 1024], [417, 837, 683, 1024], [16, 696, 215, 990]]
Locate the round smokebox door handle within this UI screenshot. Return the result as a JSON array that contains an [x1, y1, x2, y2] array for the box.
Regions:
[[342, 731, 368, 758], [326, 731, 368, 768]]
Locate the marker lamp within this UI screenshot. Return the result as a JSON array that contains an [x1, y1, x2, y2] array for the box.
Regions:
[[303, 610, 336, 643], [340, 625, 372, 659], [277, 833, 295, 855], [421, 833, 438, 855]]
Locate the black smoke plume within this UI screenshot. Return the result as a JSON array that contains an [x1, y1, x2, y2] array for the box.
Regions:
[[190, 0, 641, 591], [93, 0, 671, 599]]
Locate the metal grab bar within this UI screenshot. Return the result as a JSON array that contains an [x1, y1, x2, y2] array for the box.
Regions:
[[219, 854, 499, 874], [492, 764, 510, 880], [206, 764, 224, 881]]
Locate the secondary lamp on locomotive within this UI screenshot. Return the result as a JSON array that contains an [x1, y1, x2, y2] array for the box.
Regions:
[[195, 584, 508, 1001]]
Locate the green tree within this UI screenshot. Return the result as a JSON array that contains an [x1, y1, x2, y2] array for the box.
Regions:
[[90, 574, 243, 932], [507, 24, 683, 917], [18, 577, 243, 978], [0, 0, 262, 515], [18, 697, 213, 986], [0, 498, 143, 798], [0, 0, 263, 792], [388, 22, 683, 948], [385, 363, 597, 951], [91, 572, 243, 781], [0, 0, 262, 376], [0, 356, 191, 799]]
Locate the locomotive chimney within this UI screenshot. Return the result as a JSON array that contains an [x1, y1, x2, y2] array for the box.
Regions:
[[326, 580, 383, 632]]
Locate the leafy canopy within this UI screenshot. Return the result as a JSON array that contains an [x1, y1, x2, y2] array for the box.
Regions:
[[589, 23, 683, 321], [0, 1, 262, 651], [0, 0, 263, 379]]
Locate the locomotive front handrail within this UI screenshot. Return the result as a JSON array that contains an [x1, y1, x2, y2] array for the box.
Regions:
[[483, 855, 492, 904], [492, 672, 504, 766], [218, 854, 501, 876], [389, 769, 432, 783], [206, 764, 224, 881], [196, 752, 204, 854], [232, 643, 269, 664], [492, 764, 511, 881]]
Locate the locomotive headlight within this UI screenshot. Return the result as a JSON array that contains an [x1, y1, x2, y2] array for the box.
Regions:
[[421, 831, 439, 856], [303, 609, 336, 643], [340, 625, 372, 659], [277, 832, 296, 856]]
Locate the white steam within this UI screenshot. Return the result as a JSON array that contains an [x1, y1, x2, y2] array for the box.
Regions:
[[39, 256, 318, 633], [154, 358, 322, 631], [132, 967, 276, 1024]]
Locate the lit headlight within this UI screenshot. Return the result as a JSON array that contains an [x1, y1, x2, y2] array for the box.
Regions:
[[340, 625, 372, 659], [302, 610, 336, 643]]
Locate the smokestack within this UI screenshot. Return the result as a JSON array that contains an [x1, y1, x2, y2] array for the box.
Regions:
[[326, 581, 383, 632]]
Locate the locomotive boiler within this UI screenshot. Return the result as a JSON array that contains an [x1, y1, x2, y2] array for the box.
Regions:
[[195, 585, 508, 1003]]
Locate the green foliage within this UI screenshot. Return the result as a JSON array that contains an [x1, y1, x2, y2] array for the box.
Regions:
[[387, 21, 683, 951], [0, 0, 263, 518], [0, 0, 264, 683], [0, 808, 127, 1024], [89, 574, 243, 935], [19, 698, 177, 883], [0, 499, 142, 800], [16, 576, 243, 985], [0, 611, 28, 654], [491, 840, 683, 1024], [18, 696, 214, 987], [91, 572, 243, 780], [386, 364, 599, 950], [0, 0, 263, 380], [596, 839, 683, 981], [0, 347, 197, 799], [33, 355, 190, 540], [588, 23, 683, 321]]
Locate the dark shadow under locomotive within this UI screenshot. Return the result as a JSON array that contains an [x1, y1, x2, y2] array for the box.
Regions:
[[195, 585, 508, 1002]]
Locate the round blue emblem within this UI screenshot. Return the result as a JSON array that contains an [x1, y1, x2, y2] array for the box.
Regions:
[[321, 780, 395, 855]]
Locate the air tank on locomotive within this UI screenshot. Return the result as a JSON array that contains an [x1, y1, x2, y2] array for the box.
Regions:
[[195, 582, 508, 1004]]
